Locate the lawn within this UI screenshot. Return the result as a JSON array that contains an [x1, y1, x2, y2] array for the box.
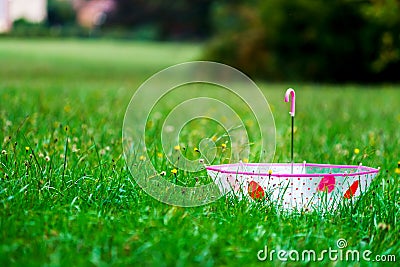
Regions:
[[0, 38, 399, 266]]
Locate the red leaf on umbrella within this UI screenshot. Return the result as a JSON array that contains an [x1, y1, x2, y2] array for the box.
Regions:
[[248, 181, 265, 200], [317, 175, 336, 193], [344, 180, 359, 199]]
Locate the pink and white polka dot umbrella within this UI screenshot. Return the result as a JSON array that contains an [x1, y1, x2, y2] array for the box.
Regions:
[[206, 89, 380, 211]]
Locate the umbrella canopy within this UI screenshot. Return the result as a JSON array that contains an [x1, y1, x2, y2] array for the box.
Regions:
[[206, 162, 379, 211]]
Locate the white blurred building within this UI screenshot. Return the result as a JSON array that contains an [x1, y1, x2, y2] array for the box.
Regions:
[[0, 0, 47, 32]]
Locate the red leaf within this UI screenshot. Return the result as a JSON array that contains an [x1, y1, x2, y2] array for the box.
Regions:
[[317, 175, 336, 193], [248, 181, 265, 200], [344, 180, 359, 199]]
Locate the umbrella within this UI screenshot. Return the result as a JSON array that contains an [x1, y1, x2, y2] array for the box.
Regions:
[[206, 89, 380, 211]]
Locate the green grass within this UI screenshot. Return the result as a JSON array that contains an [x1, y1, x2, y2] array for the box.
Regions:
[[0, 38, 399, 266]]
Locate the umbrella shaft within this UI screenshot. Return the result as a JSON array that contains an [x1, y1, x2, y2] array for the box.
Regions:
[[291, 116, 294, 173]]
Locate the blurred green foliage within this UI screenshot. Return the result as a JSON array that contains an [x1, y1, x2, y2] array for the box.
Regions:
[[9, 20, 89, 39], [47, 0, 76, 27], [105, 0, 213, 40], [205, 0, 400, 82], [3, 0, 213, 41], [3, 0, 399, 82]]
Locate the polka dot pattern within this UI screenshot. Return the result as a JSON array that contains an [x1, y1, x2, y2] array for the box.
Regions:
[[207, 163, 379, 211]]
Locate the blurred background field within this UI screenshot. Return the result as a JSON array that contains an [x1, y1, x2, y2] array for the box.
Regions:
[[1, 0, 400, 266], [1, 0, 400, 83]]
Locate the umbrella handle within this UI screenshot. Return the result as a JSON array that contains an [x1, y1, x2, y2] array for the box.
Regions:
[[284, 88, 295, 117], [284, 88, 296, 174]]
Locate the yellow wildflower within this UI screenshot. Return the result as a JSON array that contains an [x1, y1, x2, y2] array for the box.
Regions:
[[174, 145, 180, 151], [64, 104, 71, 113], [354, 148, 360, 154], [171, 169, 178, 175]]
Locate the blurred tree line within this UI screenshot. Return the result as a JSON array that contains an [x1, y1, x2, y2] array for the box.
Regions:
[[205, 0, 400, 82], [44, 0, 213, 39], [102, 0, 400, 82], [106, 0, 213, 40], [13, 0, 400, 82], [47, 0, 76, 27]]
